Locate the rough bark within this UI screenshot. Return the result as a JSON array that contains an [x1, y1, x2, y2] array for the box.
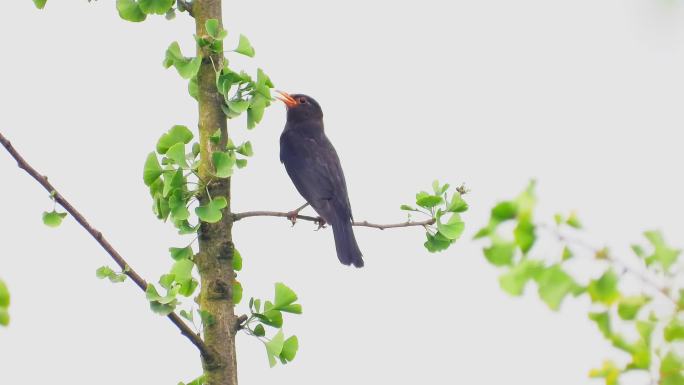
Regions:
[[193, 1, 238, 384]]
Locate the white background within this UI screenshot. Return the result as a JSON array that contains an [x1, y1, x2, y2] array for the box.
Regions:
[[1, 1, 684, 384]]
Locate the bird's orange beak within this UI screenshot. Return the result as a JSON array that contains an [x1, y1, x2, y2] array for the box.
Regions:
[[275, 90, 298, 108]]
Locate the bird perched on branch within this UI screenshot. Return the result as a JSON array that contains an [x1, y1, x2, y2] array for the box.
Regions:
[[276, 91, 364, 268]]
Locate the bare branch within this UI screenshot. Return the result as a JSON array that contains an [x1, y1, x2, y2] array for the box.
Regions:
[[232, 210, 436, 230], [0, 131, 211, 360]]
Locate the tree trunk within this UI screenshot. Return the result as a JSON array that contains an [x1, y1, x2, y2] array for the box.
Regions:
[[193, 1, 238, 385]]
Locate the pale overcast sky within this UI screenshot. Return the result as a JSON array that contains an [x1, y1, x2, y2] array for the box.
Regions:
[[1, 1, 684, 384]]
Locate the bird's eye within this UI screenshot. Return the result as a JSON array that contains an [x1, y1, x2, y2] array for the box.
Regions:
[[299, 98, 307, 104]]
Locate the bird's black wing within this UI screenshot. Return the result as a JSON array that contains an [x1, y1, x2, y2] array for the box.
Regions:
[[280, 126, 353, 223]]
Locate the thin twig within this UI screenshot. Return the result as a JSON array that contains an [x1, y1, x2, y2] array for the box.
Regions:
[[539, 223, 678, 306], [232, 210, 436, 230], [0, 132, 211, 360]]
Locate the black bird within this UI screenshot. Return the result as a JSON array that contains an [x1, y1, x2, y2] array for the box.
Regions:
[[276, 91, 364, 268]]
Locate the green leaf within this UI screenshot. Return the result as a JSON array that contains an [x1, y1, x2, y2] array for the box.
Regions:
[[189, 77, 199, 100], [178, 278, 198, 297], [274, 283, 297, 309], [535, 264, 583, 311], [587, 269, 620, 305], [143, 152, 163, 186], [33, 0, 48, 9], [415, 191, 443, 209], [146, 284, 178, 316], [498, 259, 544, 296], [171, 259, 194, 282], [553, 213, 564, 226], [400, 204, 416, 211], [257, 310, 283, 328], [164, 42, 202, 79], [177, 57, 202, 80], [205, 19, 228, 40], [42, 210, 67, 228], [199, 310, 215, 327], [515, 181, 536, 219], [588, 361, 620, 385], [636, 320, 655, 344], [236, 141, 254, 157], [280, 335, 299, 363], [253, 324, 266, 337], [232, 248, 243, 271], [169, 246, 193, 261], [96, 266, 127, 283], [162, 169, 185, 197], [664, 319, 684, 342], [212, 151, 235, 178], [589, 312, 611, 338], [513, 218, 535, 253], [166, 142, 188, 168], [116, 0, 147, 22], [279, 304, 302, 314], [233, 281, 243, 304], [0, 308, 9, 326], [159, 274, 175, 290], [157, 125, 193, 154], [446, 193, 468, 213], [0, 279, 10, 308], [247, 96, 267, 129], [617, 295, 649, 320], [145, 284, 178, 304], [432, 180, 449, 196], [662, 374, 684, 385], [236, 159, 248, 169], [631, 244, 646, 258], [483, 240, 516, 267], [234, 34, 255, 57], [566, 211, 582, 229], [195, 197, 228, 223], [226, 100, 250, 117], [661, 351, 684, 377], [424, 231, 452, 253], [168, 191, 190, 222], [561, 246, 573, 261], [437, 213, 465, 240], [138, 0, 174, 15], [149, 301, 176, 316], [643, 230, 680, 272], [491, 201, 517, 221], [265, 330, 285, 367]]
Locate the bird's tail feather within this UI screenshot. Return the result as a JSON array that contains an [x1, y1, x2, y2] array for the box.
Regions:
[[331, 220, 364, 268]]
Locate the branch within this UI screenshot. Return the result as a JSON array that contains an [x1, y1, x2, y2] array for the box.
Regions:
[[232, 211, 436, 230], [0, 132, 211, 360], [177, 0, 194, 16], [540, 223, 679, 306]]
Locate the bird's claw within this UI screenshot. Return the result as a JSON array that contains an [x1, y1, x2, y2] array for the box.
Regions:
[[315, 217, 327, 231], [286, 211, 298, 227]]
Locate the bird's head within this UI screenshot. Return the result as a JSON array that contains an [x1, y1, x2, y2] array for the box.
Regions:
[[275, 91, 323, 123]]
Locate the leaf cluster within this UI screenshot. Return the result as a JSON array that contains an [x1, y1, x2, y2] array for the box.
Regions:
[[401, 180, 469, 252], [241, 283, 302, 367], [478, 181, 684, 385]]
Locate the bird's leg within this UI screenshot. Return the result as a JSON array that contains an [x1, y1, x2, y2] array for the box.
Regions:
[[286, 202, 310, 226], [315, 217, 327, 231]]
